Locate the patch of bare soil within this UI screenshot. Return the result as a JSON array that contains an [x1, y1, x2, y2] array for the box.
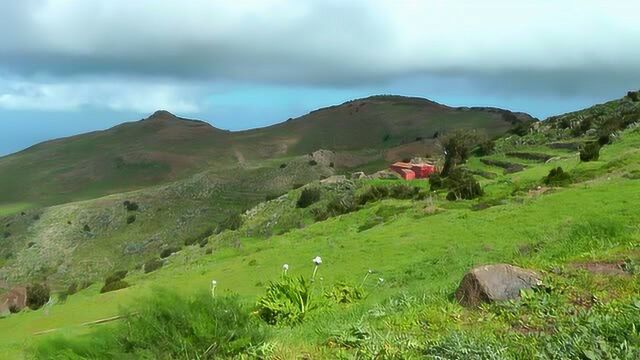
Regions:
[[570, 261, 629, 276]]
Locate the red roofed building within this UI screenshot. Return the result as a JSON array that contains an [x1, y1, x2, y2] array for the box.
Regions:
[[390, 162, 437, 180]]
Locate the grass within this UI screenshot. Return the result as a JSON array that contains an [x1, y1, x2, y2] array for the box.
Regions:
[[2, 114, 640, 357], [0, 203, 34, 217]]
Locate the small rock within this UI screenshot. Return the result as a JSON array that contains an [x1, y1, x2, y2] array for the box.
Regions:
[[455, 264, 542, 307]]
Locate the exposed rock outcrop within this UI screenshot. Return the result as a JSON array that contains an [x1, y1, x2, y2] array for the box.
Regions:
[[455, 264, 542, 307]]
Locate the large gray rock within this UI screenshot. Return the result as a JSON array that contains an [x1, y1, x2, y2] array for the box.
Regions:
[[455, 264, 542, 307]]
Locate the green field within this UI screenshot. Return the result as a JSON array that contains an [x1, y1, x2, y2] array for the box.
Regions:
[[2, 125, 640, 358]]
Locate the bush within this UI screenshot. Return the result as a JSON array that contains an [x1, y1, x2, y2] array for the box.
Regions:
[[26, 283, 50, 310], [429, 173, 444, 190], [444, 169, 483, 200], [544, 167, 572, 186], [579, 141, 601, 162], [296, 188, 321, 208], [34, 291, 269, 359], [440, 129, 479, 176], [100, 280, 129, 293], [104, 270, 128, 285], [257, 276, 316, 325], [67, 282, 78, 295], [389, 184, 420, 199], [123, 201, 139, 211], [160, 247, 180, 259], [325, 282, 365, 304], [477, 140, 496, 156], [265, 192, 284, 201], [627, 90, 639, 102], [217, 213, 243, 233], [184, 228, 214, 246], [279, 163, 287, 169], [308, 160, 318, 166], [126, 215, 136, 224], [325, 196, 358, 217], [144, 258, 164, 274], [356, 185, 389, 205]]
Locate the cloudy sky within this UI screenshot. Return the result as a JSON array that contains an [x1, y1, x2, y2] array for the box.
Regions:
[[1, 0, 639, 155]]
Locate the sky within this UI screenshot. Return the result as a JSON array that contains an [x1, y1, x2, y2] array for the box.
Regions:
[[1, 1, 639, 156]]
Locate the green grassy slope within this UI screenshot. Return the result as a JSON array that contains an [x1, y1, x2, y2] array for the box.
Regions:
[[2, 121, 639, 358]]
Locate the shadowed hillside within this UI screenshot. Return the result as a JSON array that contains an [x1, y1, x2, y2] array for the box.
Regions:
[[0, 96, 534, 207]]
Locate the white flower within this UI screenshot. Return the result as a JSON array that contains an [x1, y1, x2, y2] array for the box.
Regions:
[[282, 264, 289, 271], [211, 280, 217, 287], [378, 278, 384, 283], [368, 269, 373, 274], [312, 256, 322, 265]]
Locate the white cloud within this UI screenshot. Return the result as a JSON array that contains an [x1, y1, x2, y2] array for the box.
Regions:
[[0, 77, 203, 113]]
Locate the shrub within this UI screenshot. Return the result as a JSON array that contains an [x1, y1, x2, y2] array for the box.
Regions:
[[429, 173, 444, 190], [100, 280, 129, 293], [82, 224, 91, 232], [325, 196, 358, 217], [26, 283, 50, 310], [325, 282, 365, 304], [143, 259, 162, 273], [217, 213, 243, 233], [185, 228, 214, 246], [308, 160, 318, 166], [296, 188, 321, 208], [579, 141, 601, 162], [444, 169, 483, 200], [389, 184, 420, 199], [66, 282, 78, 296], [105, 270, 128, 285], [160, 247, 180, 259], [279, 163, 287, 169], [292, 183, 304, 190], [265, 192, 284, 201], [126, 215, 136, 224], [123, 201, 139, 211], [356, 185, 389, 205], [477, 140, 496, 156], [627, 90, 639, 102], [9, 304, 21, 313], [34, 291, 269, 359], [257, 276, 316, 325], [544, 167, 572, 186]]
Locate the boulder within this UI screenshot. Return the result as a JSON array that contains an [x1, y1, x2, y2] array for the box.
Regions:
[[351, 171, 367, 180], [0, 286, 27, 315], [455, 264, 541, 307]]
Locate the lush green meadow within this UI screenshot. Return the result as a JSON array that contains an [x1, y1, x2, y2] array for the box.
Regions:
[[2, 128, 640, 358]]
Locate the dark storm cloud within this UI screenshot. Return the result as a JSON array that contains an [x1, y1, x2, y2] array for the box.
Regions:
[[0, 0, 639, 112]]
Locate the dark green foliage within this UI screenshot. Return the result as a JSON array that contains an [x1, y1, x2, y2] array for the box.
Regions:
[[329, 162, 334, 168], [544, 167, 572, 186], [123, 201, 139, 211], [160, 247, 180, 259], [126, 215, 136, 224], [100, 280, 129, 293], [627, 90, 639, 102], [279, 163, 287, 168], [509, 122, 532, 136], [297, 188, 321, 208], [308, 160, 318, 166], [444, 169, 483, 201], [217, 213, 243, 233], [144, 258, 163, 274], [257, 276, 316, 325], [184, 227, 214, 246], [440, 130, 479, 176], [382, 134, 391, 142], [26, 283, 50, 310], [389, 184, 420, 199], [356, 185, 389, 205], [325, 282, 365, 304], [292, 183, 304, 190], [476, 140, 496, 156], [3, 231, 10, 238], [205, 248, 213, 255], [506, 152, 553, 162], [104, 270, 128, 285], [579, 141, 601, 162], [597, 134, 611, 146], [9, 304, 21, 314], [82, 224, 91, 232], [34, 291, 269, 359], [67, 282, 78, 295]]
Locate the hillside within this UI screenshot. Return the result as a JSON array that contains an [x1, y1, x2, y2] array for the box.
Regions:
[[0, 94, 639, 358], [0, 96, 533, 208]]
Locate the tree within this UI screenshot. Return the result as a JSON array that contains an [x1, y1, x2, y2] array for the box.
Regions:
[[27, 283, 50, 310], [439, 130, 480, 176]]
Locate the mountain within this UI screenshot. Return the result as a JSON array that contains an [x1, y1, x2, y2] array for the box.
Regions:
[[2, 93, 640, 359], [0, 96, 534, 207]]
